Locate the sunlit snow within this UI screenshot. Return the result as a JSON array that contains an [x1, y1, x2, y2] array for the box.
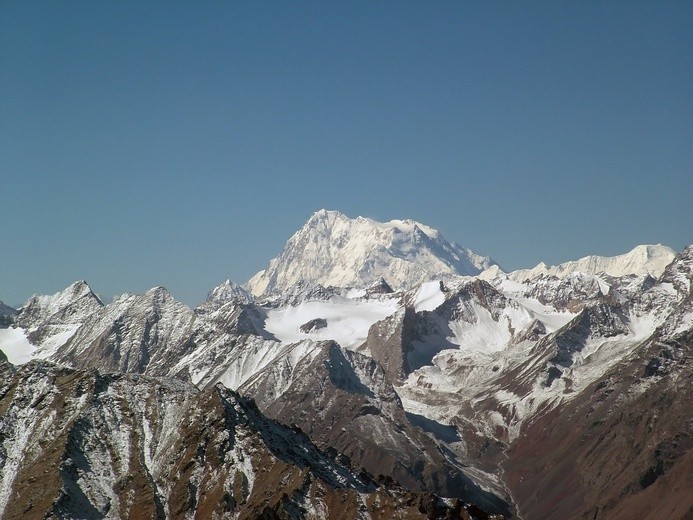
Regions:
[[264, 296, 399, 350], [0, 327, 35, 365], [413, 281, 446, 312]]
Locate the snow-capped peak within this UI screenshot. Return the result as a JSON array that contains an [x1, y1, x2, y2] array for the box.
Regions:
[[0, 301, 17, 317], [246, 209, 495, 296], [18, 280, 102, 321], [507, 244, 676, 281], [204, 279, 254, 306]]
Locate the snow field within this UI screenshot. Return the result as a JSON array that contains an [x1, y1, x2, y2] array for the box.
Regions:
[[264, 296, 399, 350], [0, 327, 35, 364]]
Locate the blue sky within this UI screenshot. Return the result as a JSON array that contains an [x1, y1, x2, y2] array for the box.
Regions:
[[1, 2, 691, 306]]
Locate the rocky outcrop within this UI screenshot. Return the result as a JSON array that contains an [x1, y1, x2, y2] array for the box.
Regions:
[[361, 307, 416, 381], [0, 303, 15, 328], [300, 317, 328, 333]]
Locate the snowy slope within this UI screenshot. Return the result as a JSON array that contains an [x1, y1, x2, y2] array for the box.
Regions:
[[246, 209, 494, 296], [0, 281, 103, 363], [0, 328, 34, 365], [264, 293, 400, 350]]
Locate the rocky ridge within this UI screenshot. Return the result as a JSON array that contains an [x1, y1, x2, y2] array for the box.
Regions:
[[0, 360, 486, 519]]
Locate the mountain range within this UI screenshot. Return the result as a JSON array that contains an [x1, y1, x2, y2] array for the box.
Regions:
[[1, 209, 690, 519]]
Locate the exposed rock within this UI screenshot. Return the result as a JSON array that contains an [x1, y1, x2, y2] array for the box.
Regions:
[[238, 341, 511, 516], [0, 361, 481, 520], [361, 307, 416, 381], [505, 328, 692, 520], [0, 302, 17, 328], [299, 317, 328, 333], [366, 277, 395, 295]]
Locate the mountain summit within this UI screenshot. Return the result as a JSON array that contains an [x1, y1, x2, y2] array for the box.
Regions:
[[246, 209, 495, 296]]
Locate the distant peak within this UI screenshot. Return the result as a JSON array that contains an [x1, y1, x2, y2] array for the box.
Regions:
[[312, 208, 333, 217], [146, 285, 169, 293], [40, 280, 100, 305], [0, 300, 18, 316], [308, 209, 347, 223], [246, 210, 495, 296], [145, 286, 172, 300], [507, 244, 677, 281], [68, 280, 94, 294], [205, 279, 254, 306], [629, 243, 675, 259]]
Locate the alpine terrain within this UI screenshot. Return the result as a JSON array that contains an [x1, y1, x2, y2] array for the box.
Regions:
[[1, 209, 690, 519]]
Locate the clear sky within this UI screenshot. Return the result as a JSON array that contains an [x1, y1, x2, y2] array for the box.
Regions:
[[1, 2, 691, 306]]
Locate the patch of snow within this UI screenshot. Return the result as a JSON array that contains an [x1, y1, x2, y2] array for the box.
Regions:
[[446, 304, 531, 354], [33, 324, 81, 359], [217, 338, 322, 391], [0, 327, 35, 364], [493, 278, 578, 332], [264, 296, 399, 350], [345, 288, 367, 299], [232, 434, 257, 496], [671, 309, 693, 336], [0, 376, 63, 516], [413, 281, 446, 312]]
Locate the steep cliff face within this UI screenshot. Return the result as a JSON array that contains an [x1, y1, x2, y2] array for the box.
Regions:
[[360, 306, 417, 382]]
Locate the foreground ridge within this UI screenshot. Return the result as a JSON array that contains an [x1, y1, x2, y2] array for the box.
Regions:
[[0, 361, 495, 519]]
